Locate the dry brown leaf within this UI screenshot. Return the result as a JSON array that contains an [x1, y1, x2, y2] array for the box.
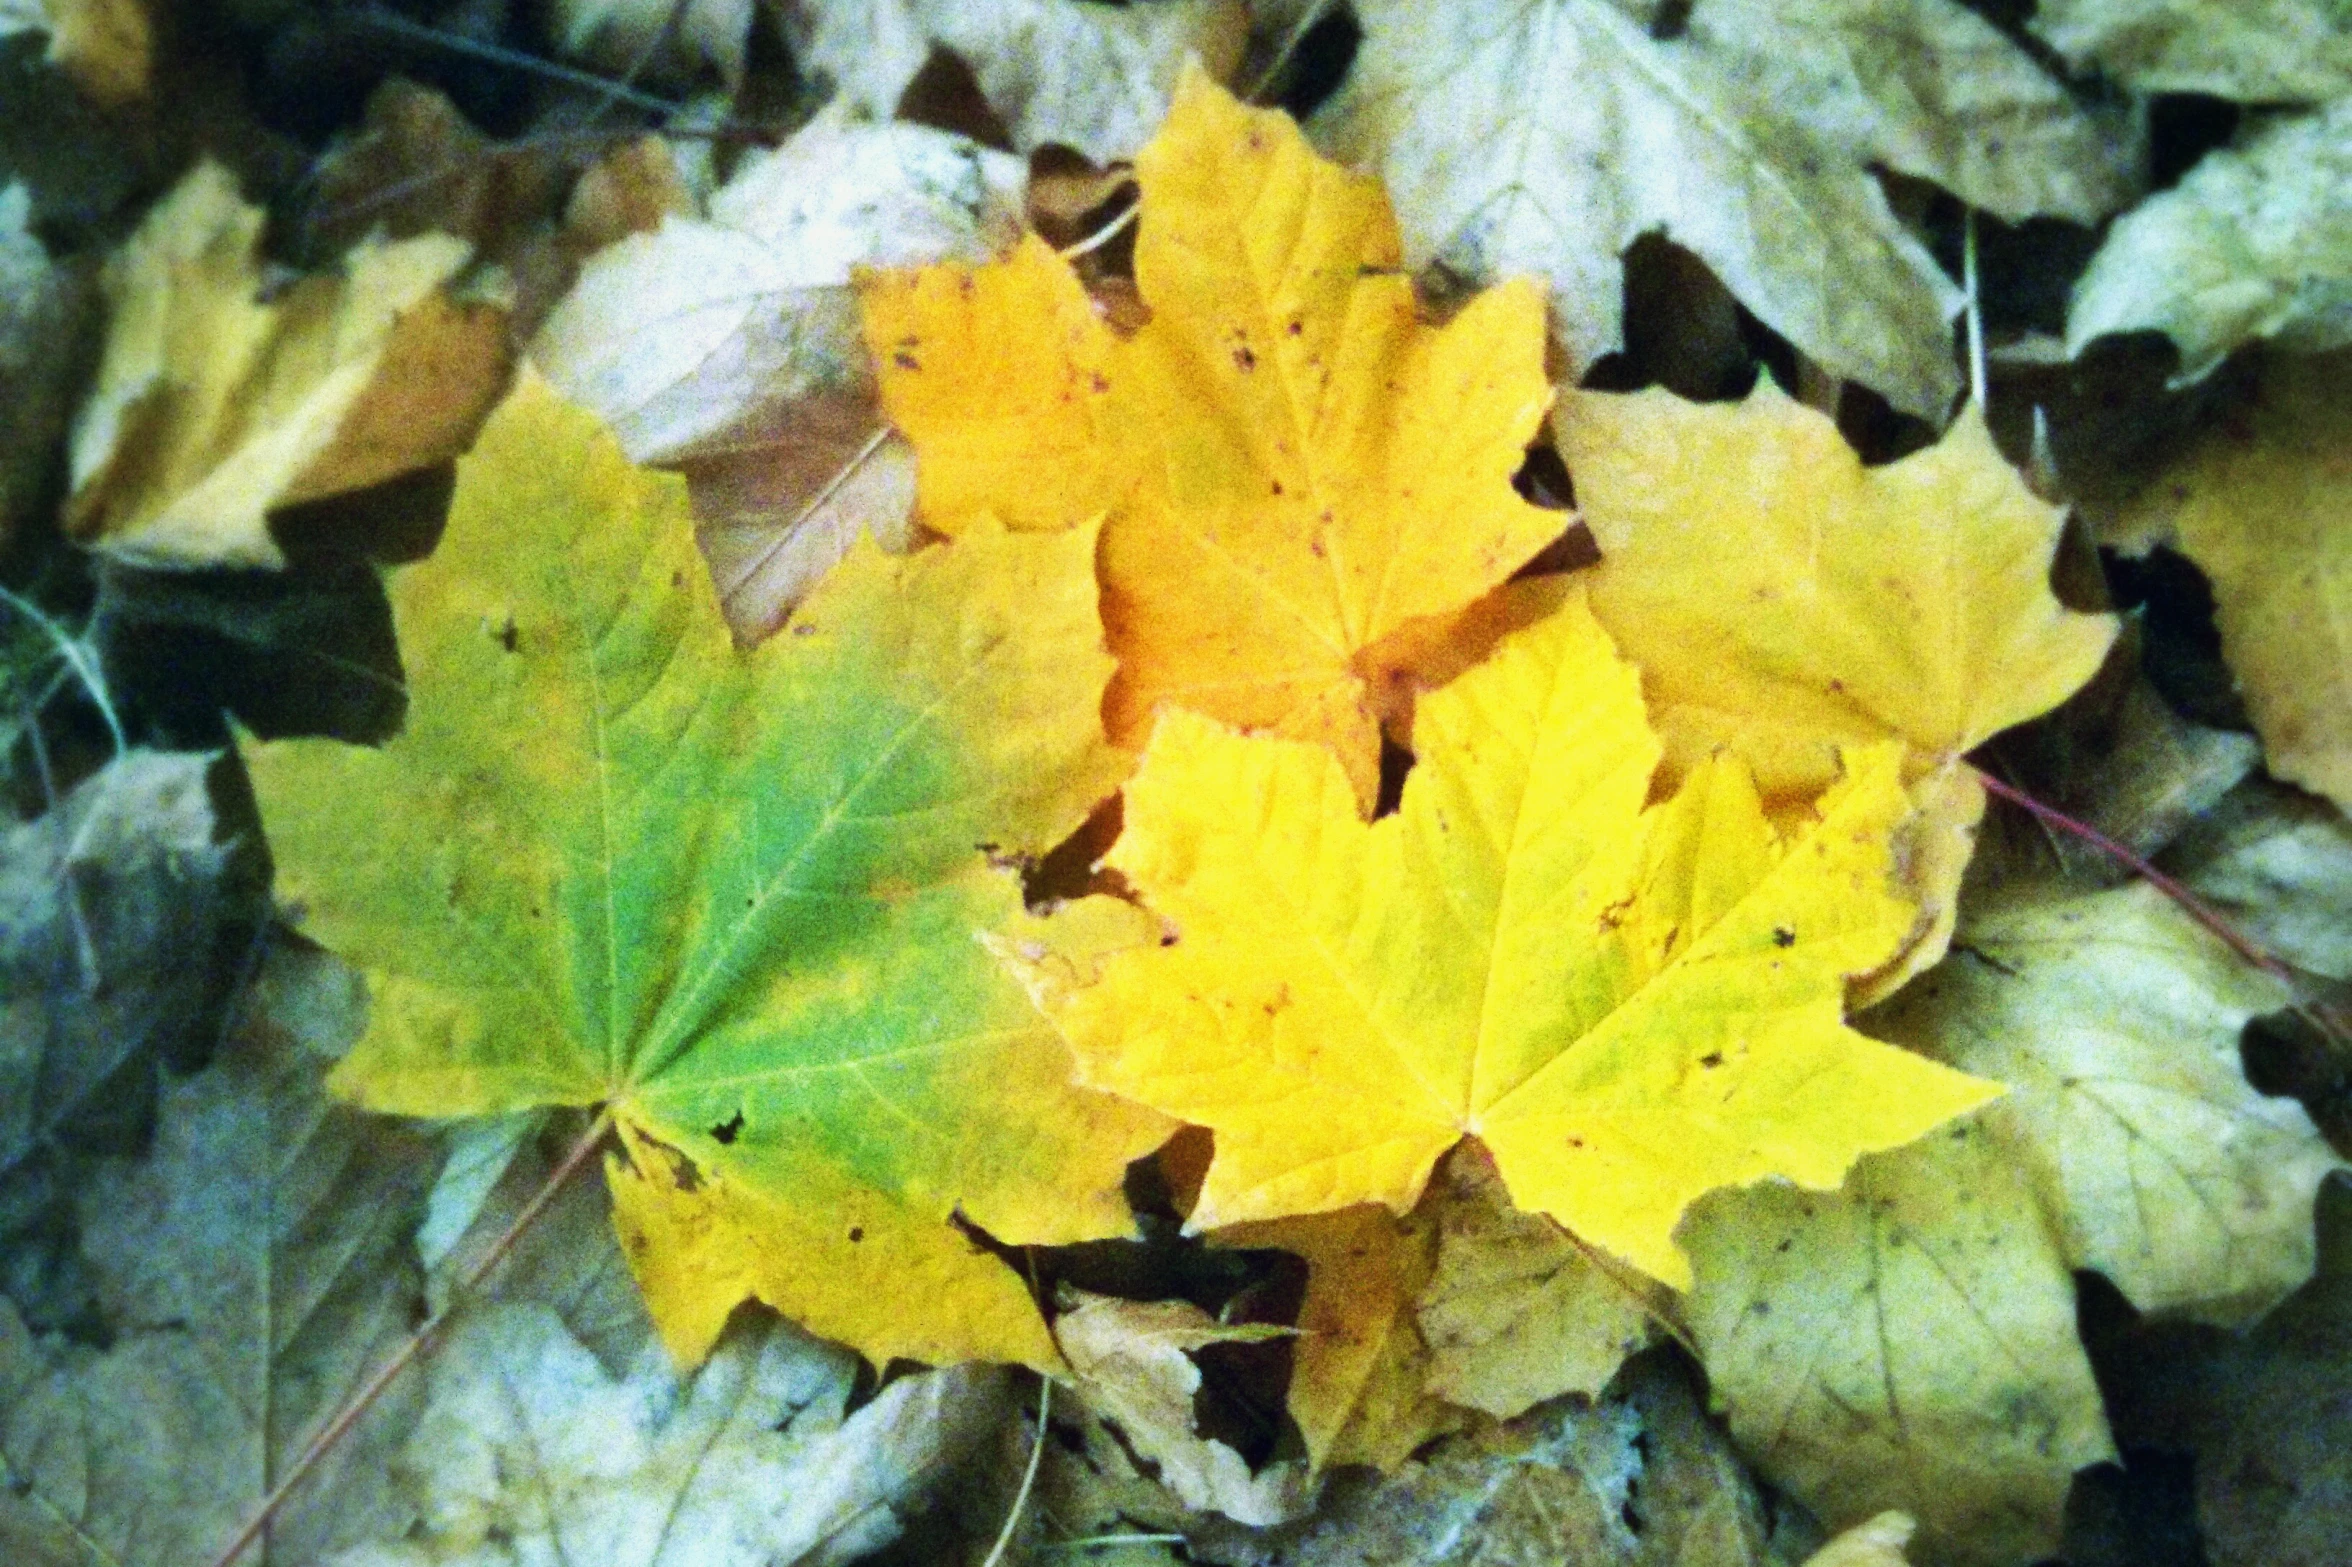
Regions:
[[66, 161, 511, 569], [2031, 0, 2352, 102], [1316, 0, 2116, 415], [533, 108, 1020, 639], [781, 0, 1248, 161], [1053, 1291, 1311, 1528]]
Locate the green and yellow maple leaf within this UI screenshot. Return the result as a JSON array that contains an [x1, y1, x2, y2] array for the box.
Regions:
[[1024, 589, 1999, 1288], [246, 375, 1172, 1370], [859, 66, 1561, 806]]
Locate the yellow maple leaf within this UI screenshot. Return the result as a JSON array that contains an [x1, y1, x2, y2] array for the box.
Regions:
[[1027, 590, 1998, 1288], [1555, 383, 2120, 992], [860, 67, 1561, 804], [2106, 349, 2352, 810]]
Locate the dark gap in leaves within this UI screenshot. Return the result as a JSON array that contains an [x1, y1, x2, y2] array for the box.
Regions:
[[1837, 381, 1937, 465], [1737, 302, 1803, 415], [1372, 733, 1411, 820], [2242, 1007, 2352, 1156], [1022, 793, 1125, 908], [894, 45, 1015, 151], [2100, 546, 2250, 732], [1512, 521, 1600, 578], [228, 0, 555, 144], [271, 463, 457, 567], [1268, 5, 1359, 122], [2147, 95, 2242, 193], [1190, 1246, 1309, 1469], [1922, 200, 2103, 339], [1649, 0, 1693, 40], [2062, 1451, 2212, 1567], [844, 1349, 884, 1414], [1580, 236, 1757, 404], [93, 556, 408, 749], [1511, 442, 1574, 510]]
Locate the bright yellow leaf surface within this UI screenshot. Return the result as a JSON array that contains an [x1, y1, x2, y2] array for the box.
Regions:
[[1555, 384, 2119, 989], [1034, 590, 1999, 1288], [861, 68, 1561, 804], [246, 378, 1170, 1370]]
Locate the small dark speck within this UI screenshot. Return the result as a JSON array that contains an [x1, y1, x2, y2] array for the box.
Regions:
[[848, 1227, 865, 1243], [1773, 927, 1796, 948], [792, 623, 818, 637], [1234, 345, 1257, 371], [893, 349, 921, 371], [1700, 1051, 1723, 1068], [1159, 932, 1179, 948], [1775, 1238, 1794, 1253], [671, 570, 685, 589], [494, 619, 519, 654], [711, 1112, 745, 1145], [1271, 480, 1285, 496], [1286, 319, 1303, 336]]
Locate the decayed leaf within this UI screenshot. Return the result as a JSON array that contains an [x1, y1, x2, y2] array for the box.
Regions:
[[66, 161, 512, 569], [1803, 1513, 1917, 1567], [2170, 781, 2352, 981], [0, 181, 86, 548], [548, 0, 750, 89], [1876, 884, 2335, 1324], [1681, 1120, 2115, 1566], [781, 0, 1247, 161], [328, 1306, 1007, 1567], [1032, 591, 1997, 1289], [1557, 383, 2119, 987], [1412, 1146, 1655, 1421], [535, 108, 1021, 639], [1055, 1292, 1309, 1527], [2030, 0, 2352, 102], [1316, 0, 2010, 416], [1211, 1203, 1463, 1473], [866, 70, 1562, 803], [0, 751, 234, 1216], [0, 0, 148, 104], [2069, 103, 2352, 382], [0, 944, 441, 1567], [2101, 351, 2352, 807], [245, 378, 1169, 1371]]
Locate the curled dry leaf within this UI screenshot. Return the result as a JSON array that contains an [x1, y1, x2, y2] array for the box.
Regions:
[[1028, 590, 1996, 1290], [2030, 0, 2352, 102], [1681, 1119, 2115, 1567], [780, 0, 1248, 161], [1802, 1512, 1917, 1567], [1874, 883, 2337, 1324], [2069, 102, 2352, 383], [1556, 383, 2120, 993], [1316, 0, 2103, 415], [1054, 1291, 1310, 1527], [328, 1306, 1008, 1567], [66, 161, 512, 570], [2101, 350, 2352, 808], [534, 108, 1021, 639]]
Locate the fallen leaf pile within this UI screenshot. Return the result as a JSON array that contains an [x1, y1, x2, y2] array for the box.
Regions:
[[5, 6, 2352, 1567]]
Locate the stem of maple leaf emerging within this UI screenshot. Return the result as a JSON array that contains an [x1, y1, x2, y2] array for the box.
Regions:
[[1972, 769, 2288, 979], [206, 1107, 617, 1567], [978, 1377, 1052, 1567]]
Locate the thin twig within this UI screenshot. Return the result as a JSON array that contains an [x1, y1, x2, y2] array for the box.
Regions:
[[352, 7, 687, 114], [1056, 197, 1139, 262], [1962, 207, 1987, 414], [206, 1108, 617, 1567], [979, 1377, 1053, 1567]]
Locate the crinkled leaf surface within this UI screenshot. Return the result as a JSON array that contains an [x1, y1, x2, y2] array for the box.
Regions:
[[2030, 0, 2352, 101], [246, 377, 1170, 1370], [1557, 383, 2119, 989], [1034, 592, 1997, 1288], [1682, 1121, 2114, 1566], [2068, 104, 2352, 383], [863, 68, 1561, 804], [0, 945, 439, 1567], [2106, 350, 2352, 807], [781, 0, 1246, 161], [2171, 781, 2352, 981], [66, 161, 510, 569], [1314, 0, 1987, 417], [326, 1305, 1008, 1567], [1873, 883, 2335, 1325]]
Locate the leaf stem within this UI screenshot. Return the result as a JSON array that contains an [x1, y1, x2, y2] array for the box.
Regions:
[[206, 1106, 616, 1567], [979, 1376, 1052, 1567]]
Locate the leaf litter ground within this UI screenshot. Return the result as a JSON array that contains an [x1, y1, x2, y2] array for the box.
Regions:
[[4, 7, 2352, 1567]]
